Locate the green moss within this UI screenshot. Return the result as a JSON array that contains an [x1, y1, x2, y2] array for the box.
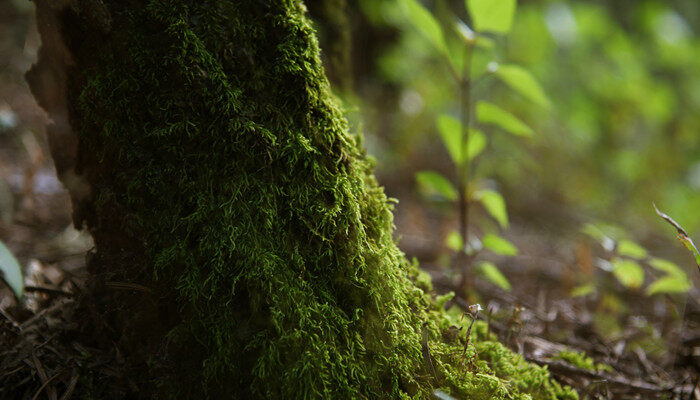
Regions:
[[54, 0, 578, 398], [554, 349, 612, 373]]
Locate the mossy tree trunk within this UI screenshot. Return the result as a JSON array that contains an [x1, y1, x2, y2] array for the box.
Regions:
[[27, 1, 578, 399], [29, 0, 432, 397]]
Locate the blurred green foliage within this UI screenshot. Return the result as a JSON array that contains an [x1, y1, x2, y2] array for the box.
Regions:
[[353, 0, 700, 239], [397, 0, 547, 291], [579, 221, 692, 296]]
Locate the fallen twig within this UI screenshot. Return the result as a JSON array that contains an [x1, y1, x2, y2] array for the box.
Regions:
[[31, 369, 64, 400], [25, 285, 73, 297], [105, 281, 152, 293], [59, 370, 79, 400], [31, 353, 57, 400]]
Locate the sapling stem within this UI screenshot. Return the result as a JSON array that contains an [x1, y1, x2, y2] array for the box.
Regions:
[[457, 41, 475, 293]]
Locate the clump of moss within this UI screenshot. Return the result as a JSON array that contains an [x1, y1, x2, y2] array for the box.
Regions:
[[33, 0, 579, 398], [420, 306, 578, 400], [555, 349, 612, 373]]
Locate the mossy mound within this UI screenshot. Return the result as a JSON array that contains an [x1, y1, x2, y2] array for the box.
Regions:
[[33, 0, 578, 398]]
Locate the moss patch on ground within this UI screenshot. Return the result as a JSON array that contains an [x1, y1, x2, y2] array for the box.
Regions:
[[554, 349, 612, 374]]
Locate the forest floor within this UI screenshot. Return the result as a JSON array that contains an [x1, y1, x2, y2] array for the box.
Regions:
[[1, 5, 699, 400], [385, 175, 700, 399]]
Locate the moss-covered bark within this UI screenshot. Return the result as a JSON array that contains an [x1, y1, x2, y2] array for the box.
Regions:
[[28, 0, 578, 399]]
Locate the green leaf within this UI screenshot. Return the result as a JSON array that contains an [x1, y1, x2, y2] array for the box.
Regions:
[[0, 240, 23, 298], [571, 284, 595, 298], [495, 64, 550, 108], [646, 275, 692, 295], [466, 0, 516, 34], [648, 258, 686, 277], [581, 223, 607, 242], [466, 128, 487, 160], [653, 203, 700, 271], [482, 233, 518, 256], [477, 261, 511, 290], [645, 257, 691, 295], [476, 101, 534, 137], [616, 240, 648, 259], [416, 171, 458, 201], [437, 114, 462, 163], [679, 236, 700, 269], [445, 230, 463, 252], [437, 115, 487, 163], [611, 258, 644, 289], [401, 0, 448, 54], [581, 223, 616, 251], [476, 189, 508, 228]]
